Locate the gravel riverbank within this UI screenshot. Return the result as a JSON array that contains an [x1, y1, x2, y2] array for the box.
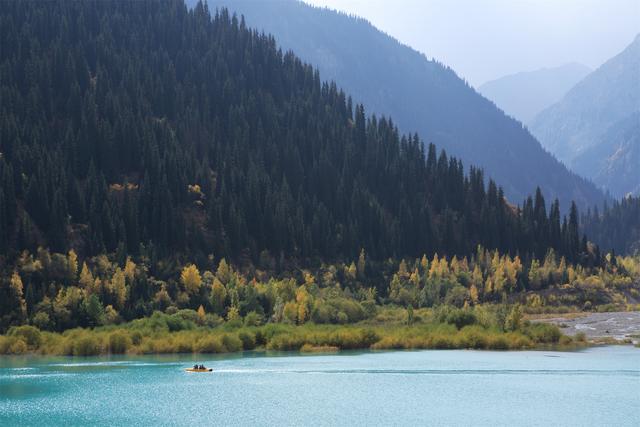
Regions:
[[534, 311, 640, 343]]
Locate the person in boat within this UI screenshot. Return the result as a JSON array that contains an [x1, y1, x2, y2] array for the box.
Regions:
[[199, 364, 205, 370], [193, 364, 199, 370]]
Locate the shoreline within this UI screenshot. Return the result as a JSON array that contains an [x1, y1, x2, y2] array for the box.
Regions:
[[2, 342, 637, 362], [4, 309, 639, 358], [530, 311, 640, 344], [0, 321, 590, 357]]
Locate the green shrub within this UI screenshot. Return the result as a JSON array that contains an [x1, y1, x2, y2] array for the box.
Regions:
[[196, 336, 225, 353], [175, 309, 200, 323], [244, 311, 264, 327], [311, 302, 333, 324], [457, 326, 488, 349], [173, 336, 194, 353], [336, 312, 349, 324], [445, 309, 477, 329], [166, 314, 195, 332], [267, 333, 305, 351], [238, 331, 256, 350], [558, 335, 573, 346], [32, 312, 52, 331], [524, 323, 561, 344], [8, 325, 42, 349], [108, 331, 132, 354], [130, 331, 143, 346], [73, 336, 101, 356], [203, 314, 223, 328], [361, 300, 377, 318], [221, 334, 243, 352], [487, 334, 509, 350], [9, 338, 28, 354]]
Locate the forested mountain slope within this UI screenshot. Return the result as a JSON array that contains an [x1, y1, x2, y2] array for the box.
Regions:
[[201, 0, 605, 211], [478, 63, 591, 124], [531, 34, 640, 197], [0, 0, 597, 269]]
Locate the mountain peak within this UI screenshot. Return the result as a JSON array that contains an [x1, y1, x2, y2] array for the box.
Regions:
[[530, 34, 640, 197]]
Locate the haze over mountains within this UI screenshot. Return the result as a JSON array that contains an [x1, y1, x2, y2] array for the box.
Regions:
[[478, 63, 592, 125], [202, 0, 605, 211], [530, 34, 640, 198]]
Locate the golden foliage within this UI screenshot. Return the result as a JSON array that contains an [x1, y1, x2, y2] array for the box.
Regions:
[[181, 264, 202, 294]]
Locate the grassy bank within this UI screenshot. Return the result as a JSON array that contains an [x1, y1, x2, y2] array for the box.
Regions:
[[0, 308, 585, 356]]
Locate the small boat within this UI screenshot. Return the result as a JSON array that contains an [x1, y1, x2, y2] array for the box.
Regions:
[[185, 367, 212, 373]]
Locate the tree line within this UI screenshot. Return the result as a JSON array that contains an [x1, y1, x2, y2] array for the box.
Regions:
[[2, 245, 637, 333], [582, 196, 640, 256]]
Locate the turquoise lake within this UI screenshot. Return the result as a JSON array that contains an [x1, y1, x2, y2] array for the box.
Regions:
[[1, 346, 638, 426]]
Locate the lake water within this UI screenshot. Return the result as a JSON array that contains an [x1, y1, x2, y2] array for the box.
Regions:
[[1, 346, 638, 426]]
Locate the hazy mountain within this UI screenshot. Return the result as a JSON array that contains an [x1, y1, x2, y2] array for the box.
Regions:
[[573, 113, 640, 197], [478, 63, 592, 124], [199, 0, 605, 211], [530, 34, 640, 197]]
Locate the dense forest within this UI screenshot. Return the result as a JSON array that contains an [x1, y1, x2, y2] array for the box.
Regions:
[[0, 0, 595, 264], [582, 196, 640, 255], [2, 1, 635, 337]]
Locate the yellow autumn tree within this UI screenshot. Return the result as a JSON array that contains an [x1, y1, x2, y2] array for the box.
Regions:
[[492, 263, 506, 293], [528, 260, 543, 290], [79, 263, 94, 289], [484, 276, 494, 296], [469, 283, 479, 305], [10, 271, 27, 320], [181, 264, 202, 294], [295, 286, 312, 324], [153, 285, 172, 310], [409, 268, 420, 288], [398, 259, 409, 278], [110, 268, 127, 310], [283, 301, 298, 324], [67, 250, 78, 281], [357, 249, 366, 279], [210, 278, 227, 315], [471, 265, 483, 289], [124, 258, 136, 283], [388, 274, 402, 301], [226, 306, 240, 322], [438, 256, 450, 278], [428, 254, 440, 279], [458, 257, 470, 273], [420, 254, 429, 272], [216, 258, 231, 284], [197, 305, 206, 322], [450, 256, 460, 276], [345, 262, 357, 280]]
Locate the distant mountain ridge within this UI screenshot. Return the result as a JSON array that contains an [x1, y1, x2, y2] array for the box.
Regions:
[[530, 34, 640, 197], [199, 0, 605, 211], [478, 63, 592, 124]]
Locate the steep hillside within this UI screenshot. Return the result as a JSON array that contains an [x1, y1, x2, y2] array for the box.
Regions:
[[479, 63, 591, 124], [0, 0, 597, 266], [573, 113, 640, 197], [530, 34, 640, 197], [201, 0, 605, 211]]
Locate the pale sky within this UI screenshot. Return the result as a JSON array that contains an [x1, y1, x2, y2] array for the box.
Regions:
[[302, 0, 640, 86]]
